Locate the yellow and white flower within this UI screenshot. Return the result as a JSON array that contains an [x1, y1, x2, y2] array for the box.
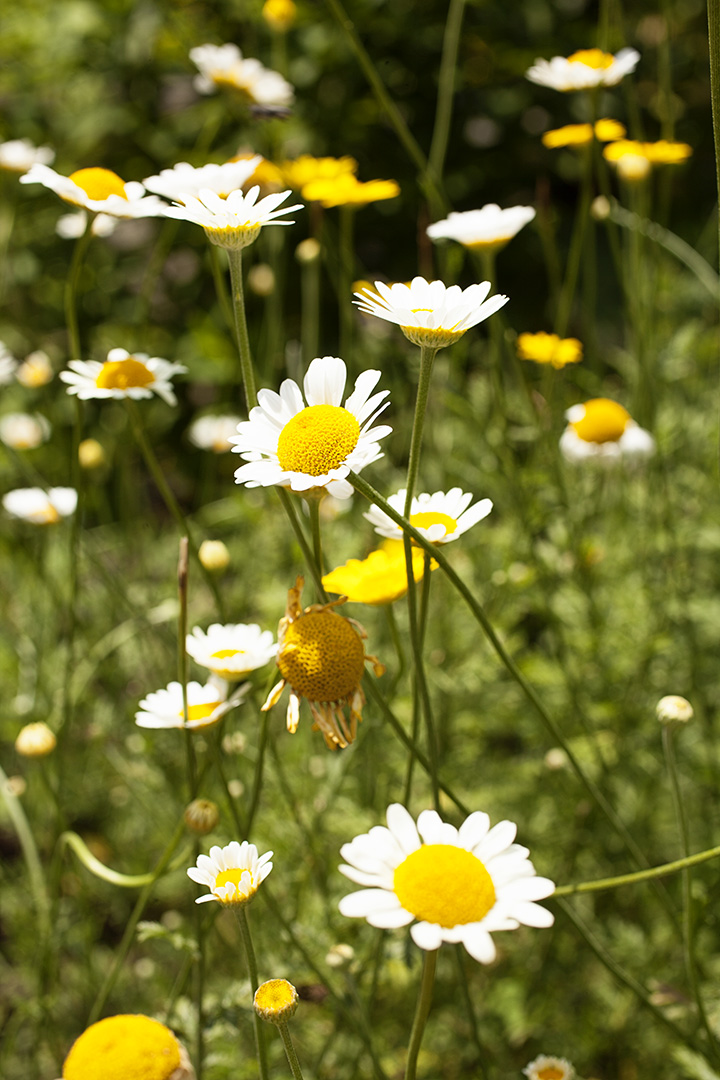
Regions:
[[143, 157, 263, 201], [427, 204, 536, 251], [187, 414, 244, 453], [15, 350, 52, 388], [3, 487, 77, 524], [354, 277, 508, 349], [517, 332, 582, 369], [61, 1014, 195, 1080], [365, 487, 493, 544], [0, 138, 54, 173], [231, 355, 391, 499], [187, 840, 274, 905], [189, 43, 294, 107], [523, 1055, 575, 1080], [20, 165, 167, 217], [526, 47, 640, 91], [60, 348, 186, 406], [186, 623, 277, 681], [560, 398, 655, 462], [0, 412, 51, 450], [338, 803, 555, 962], [163, 185, 302, 250], [135, 677, 248, 731]]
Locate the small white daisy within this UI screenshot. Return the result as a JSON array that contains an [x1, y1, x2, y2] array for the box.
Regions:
[[187, 840, 274, 905], [364, 487, 493, 544], [231, 356, 391, 499], [338, 803, 555, 963], [55, 210, 117, 239], [3, 487, 77, 524], [354, 277, 508, 349], [187, 414, 244, 453], [525, 47, 640, 92], [523, 1055, 575, 1080], [143, 156, 263, 201], [59, 348, 186, 406], [0, 139, 54, 173], [560, 398, 655, 462], [20, 164, 167, 218], [163, 185, 302, 250], [186, 623, 277, 681], [427, 204, 536, 251], [0, 412, 51, 450], [135, 678, 248, 731], [189, 42, 294, 107], [0, 344, 18, 386]]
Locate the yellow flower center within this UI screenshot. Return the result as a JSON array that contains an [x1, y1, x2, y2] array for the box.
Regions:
[[212, 648, 243, 659], [68, 167, 128, 201], [567, 48, 614, 69], [62, 1014, 181, 1080], [410, 510, 457, 538], [255, 978, 297, 1012], [537, 1069, 565, 1080], [178, 701, 220, 724], [278, 611, 365, 701], [95, 357, 155, 391], [571, 398, 630, 443], [38, 503, 61, 524], [393, 844, 496, 928], [276, 404, 360, 477], [215, 866, 256, 894]]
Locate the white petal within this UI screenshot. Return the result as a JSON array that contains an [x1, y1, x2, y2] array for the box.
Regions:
[[386, 804, 421, 855], [410, 921, 444, 950]]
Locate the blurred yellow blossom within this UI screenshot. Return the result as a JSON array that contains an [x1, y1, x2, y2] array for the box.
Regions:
[[15, 722, 57, 758], [517, 332, 583, 368], [603, 139, 692, 174], [16, 350, 53, 387], [262, 0, 297, 32], [303, 174, 399, 208], [542, 119, 626, 148]]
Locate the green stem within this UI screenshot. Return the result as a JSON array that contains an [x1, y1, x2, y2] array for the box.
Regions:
[[277, 1021, 306, 1080], [404, 949, 437, 1080], [209, 245, 237, 342], [236, 906, 270, 1080], [300, 242, 321, 364], [0, 763, 51, 937], [554, 146, 593, 338], [707, 0, 720, 276], [178, 538, 197, 799], [404, 345, 439, 513], [308, 498, 325, 580], [554, 842, 720, 897], [64, 219, 93, 361], [276, 487, 327, 600], [245, 706, 271, 837], [339, 206, 354, 357], [427, 0, 467, 187], [453, 947, 490, 1080], [226, 247, 258, 410]]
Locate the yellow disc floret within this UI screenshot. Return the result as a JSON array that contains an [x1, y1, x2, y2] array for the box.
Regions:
[[179, 701, 221, 725], [95, 357, 155, 391], [571, 398, 630, 443], [254, 978, 299, 1023], [410, 510, 457, 538], [537, 1068, 565, 1080], [277, 405, 360, 476], [393, 844, 496, 927], [62, 1014, 181, 1080], [567, 48, 614, 69], [278, 611, 365, 701], [68, 167, 128, 201], [215, 866, 257, 896]]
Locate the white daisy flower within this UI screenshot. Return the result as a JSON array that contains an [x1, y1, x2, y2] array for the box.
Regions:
[[187, 840, 274, 905], [19, 164, 167, 218], [55, 210, 117, 239], [525, 47, 640, 92], [0, 412, 51, 450], [187, 414, 244, 453], [427, 204, 536, 251], [338, 803, 555, 963], [3, 487, 77, 524], [0, 139, 54, 173], [163, 185, 302, 250], [135, 677, 248, 731], [523, 1055, 575, 1080], [59, 348, 186, 406], [354, 277, 508, 349], [0, 344, 18, 385], [560, 398, 655, 462], [143, 156, 263, 201], [186, 623, 277, 681], [16, 350, 53, 388], [189, 43, 294, 107], [230, 356, 391, 499], [364, 487, 493, 544]]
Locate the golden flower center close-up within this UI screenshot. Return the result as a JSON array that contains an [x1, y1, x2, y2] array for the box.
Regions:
[[567, 48, 614, 69], [278, 611, 365, 701], [410, 510, 457, 537], [255, 978, 297, 1012], [276, 404, 360, 476], [215, 866, 257, 897], [95, 357, 155, 391], [571, 399, 630, 443], [62, 1014, 181, 1080], [68, 167, 128, 201], [393, 844, 497, 928]]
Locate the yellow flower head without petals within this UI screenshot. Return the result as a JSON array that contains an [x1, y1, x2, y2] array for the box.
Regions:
[[517, 332, 583, 369], [61, 1014, 193, 1080], [254, 979, 299, 1023], [322, 541, 435, 606]]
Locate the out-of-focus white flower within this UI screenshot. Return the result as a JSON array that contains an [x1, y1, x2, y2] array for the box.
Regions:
[[15, 722, 57, 757], [560, 398, 655, 462], [187, 840, 274, 905], [365, 487, 493, 544], [135, 678, 248, 731], [55, 211, 117, 239], [525, 47, 640, 91], [163, 185, 302, 250], [0, 139, 54, 173], [60, 348, 186, 406], [143, 157, 263, 201], [523, 1055, 575, 1080], [0, 344, 18, 385], [20, 165, 167, 218], [15, 350, 52, 388], [657, 695, 694, 725], [3, 487, 77, 524], [188, 414, 243, 453], [186, 623, 277, 680], [0, 412, 51, 450], [189, 43, 294, 107], [427, 204, 536, 251]]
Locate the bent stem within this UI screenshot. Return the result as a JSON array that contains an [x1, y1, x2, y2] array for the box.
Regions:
[[235, 906, 269, 1080], [227, 247, 258, 410], [554, 841, 720, 896], [404, 948, 437, 1080], [277, 1021, 306, 1080]]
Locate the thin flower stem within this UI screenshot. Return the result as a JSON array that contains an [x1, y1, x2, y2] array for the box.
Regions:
[[245, 706, 271, 837], [404, 948, 437, 1080], [226, 247, 258, 410], [453, 946, 490, 1080], [208, 245, 237, 342], [308, 498, 325, 579], [0, 762, 51, 937], [194, 842, 206, 1080], [178, 538, 197, 799], [384, 603, 406, 690], [235, 907, 270, 1080], [277, 1022, 306, 1080], [404, 345, 439, 514], [276, 487, 327, 601], [554, 841, 720, 896], [300, 243, 320, 364], [339, 205, 354, 357], [427, 0, 467, 186], [554, 146, 593, 338], [707, 0, 720, 276], [64, 218, 93, 361]]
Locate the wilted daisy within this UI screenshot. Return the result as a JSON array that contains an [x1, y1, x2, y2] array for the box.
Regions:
[[15, 350, 52, 388], [135, 678, 248, 731], [338, 803, 555, 963], [0, 138, 54, 173], [302, 174, 400, 208], [3, 487, 77, 524], [365, 488, 493, 544], [61, 1014, 195, 1080], [163, 185, 302, 250], [189, 43, 294, 107], [188, 414, 244, 453], [427, 204, 536, 252], [560, 399, 655, 461], [0, 344, 17, 385], [0, 412, 51, 450], [262, 577, 385, 749], [523, 1055, 575, 1080], [55, 211, 117, 239], [354, 277, 508, 349], [517, 332, 583, 369], [231, 355, 391, 499], [187, 840, 273, 905], [143, 156, 263, 201], [186, 623, 277, 680], [541, 118, 626, 148], [60, 348, 186, 406], [20, 164, 166, 218], [525, 48, 640, 91], [322, 541, 432, 606]]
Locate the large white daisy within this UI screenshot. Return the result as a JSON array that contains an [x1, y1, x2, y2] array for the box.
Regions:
[[560, 398, 655, 462], [354, 277, 508, 349], [163, 185, 302, 250], [231, 356, 391, 499], [20, 164, 167, 218], [364, 487, 493, 544], [338, 803, 555, 963], [135, 678, 248, 731], [427, 204, 536, 251], [186, 623, 277, 681], [187, 840, 274, 905], [3, 487, 77, 524], [525, 47, 640, 92], [60, 348, 186, 406], [143, 156, 263, 201], [189, 43, 294, 107]]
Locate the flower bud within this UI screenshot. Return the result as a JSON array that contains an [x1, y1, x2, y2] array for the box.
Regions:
[[254, 978, 299, 1024], [247, 263, 276, 296], [78, 438, 106, 469], [295, 237, 321, 264], [590, 195, 611, 221], [198, 539, 230, 572], [656, 695, 693, 725], [183, 798, 220, 834], [15, 722, 57, 757]]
